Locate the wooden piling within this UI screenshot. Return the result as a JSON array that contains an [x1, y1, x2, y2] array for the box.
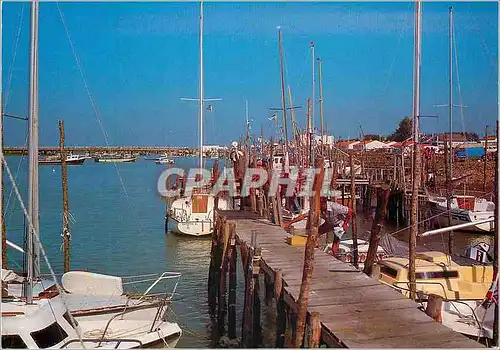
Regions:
[[425, 294, 443, 323], [208, 218, 221, 318], [242, 244, 255, 347], [294, 155, 324, 348], [227, 222, 237, 340], [308, 312, 321, 348], [275, 269, 286, 348], [363, 185, 390, 276], [59, 121, 70, 273], [264, 272, 273, 306], [483, 125, 488, 193], [252, 250, 262, 347], [217, 221, 229, 337], [350, 154, 358, 269]]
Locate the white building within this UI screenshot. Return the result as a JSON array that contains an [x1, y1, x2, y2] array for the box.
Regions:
[[480, 136, 498, 153]]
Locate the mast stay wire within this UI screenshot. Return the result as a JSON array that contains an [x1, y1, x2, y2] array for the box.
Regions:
[[56, 3, 145, 237], [3, 3, 25, 109]]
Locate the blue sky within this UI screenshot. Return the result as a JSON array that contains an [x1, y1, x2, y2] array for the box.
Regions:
[[2, 1, 498, 147]]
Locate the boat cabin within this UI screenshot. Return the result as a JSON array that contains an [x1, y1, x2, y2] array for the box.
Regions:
[[2, 297, 78, 349], [374, 251, 493, 301]]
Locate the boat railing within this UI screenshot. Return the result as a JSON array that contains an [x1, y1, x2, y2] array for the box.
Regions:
[[96, 274, 180, 346], [170, 207, 189, 222], [392, 280, 483, 328], [122, 271, 181, 303], [60, 338, 143, 349]]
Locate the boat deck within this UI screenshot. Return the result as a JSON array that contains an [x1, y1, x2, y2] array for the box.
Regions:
[[217, 210, 483, 348]]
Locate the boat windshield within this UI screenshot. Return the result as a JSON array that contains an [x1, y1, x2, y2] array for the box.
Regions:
[[415, 270, 459, 279], [30, 322, 68, 348], [2, 334, 27, 348]]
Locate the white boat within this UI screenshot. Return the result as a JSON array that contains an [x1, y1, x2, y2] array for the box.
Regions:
[[323, 238, 389, 270], [2, 296, 181, 348], [167, 2, 225, 237], [95, 156, 137, 163], [428, 195, 495, 233], [1, 2, 182, 347], [374, 251, 495, 341], [39, 154, 86, 165], [156, 157, 174, 165], [168, 194, 229, 236]]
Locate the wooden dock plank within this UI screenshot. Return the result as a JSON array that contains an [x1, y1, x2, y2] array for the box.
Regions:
[[217, 211, 483, 348]]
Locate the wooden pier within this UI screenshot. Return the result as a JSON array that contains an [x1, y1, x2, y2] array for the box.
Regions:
[[209, 209, 483, 348]]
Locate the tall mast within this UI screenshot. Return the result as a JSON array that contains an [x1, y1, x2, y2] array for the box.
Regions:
[[449, 6, 453, 179], [0, 0, 6, 270], [317, 57, 324, 153], [447, 6, 454, 255], [25, 0, 40, 303], [278, 27, 289, 154], [199, 1, 204, 170], [408, 0, 422, 301]]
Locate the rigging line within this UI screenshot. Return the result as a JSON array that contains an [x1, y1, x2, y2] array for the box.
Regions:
[[5, 130, 29, 225], [56, 3, 145, 236], [0, 153, 86, 348], [469, 8, 497, 78], [3, 3, 25, 109], [452, 22, 467, 138], [373, 2, 411, 123]]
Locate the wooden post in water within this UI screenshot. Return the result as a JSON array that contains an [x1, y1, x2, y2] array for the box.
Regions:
[[493, 120, 499, 347], [217, 221, 229, 337], [59, 121, 70, 273], [308, 312, 321, 348], [483, 125, 489, 193], [253, 247, 262, 347], [275, 268, 286, 348], [227, 222, 237, 340], [350, 154, 359, 269], [242, 244, 255, 347], [293, 155, 324, 348], [208, 216, 220, 318], [363, 184, 390, 276]]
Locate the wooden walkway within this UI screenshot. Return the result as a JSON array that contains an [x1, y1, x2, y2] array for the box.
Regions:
[[217, 210, 482, 348]]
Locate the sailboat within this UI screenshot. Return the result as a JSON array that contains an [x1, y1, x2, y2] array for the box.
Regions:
[[1, 2, 182, 347], [167, 1, 229, 237], [425, 6, 494, 233], [372, 4, 496, 343]]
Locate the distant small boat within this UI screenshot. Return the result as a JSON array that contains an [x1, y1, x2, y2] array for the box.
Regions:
[[95, 156, 137, 163], [156, 157, 174, 165], [39, 154, 86, 165], [144, 155, 158, 160]]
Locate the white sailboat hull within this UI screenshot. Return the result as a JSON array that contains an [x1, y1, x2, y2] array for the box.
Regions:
[[167, 195, 229, 237], [428, 197, 494, 233]]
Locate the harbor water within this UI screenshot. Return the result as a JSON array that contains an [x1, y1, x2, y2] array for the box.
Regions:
[[3, 156, 493, 347]]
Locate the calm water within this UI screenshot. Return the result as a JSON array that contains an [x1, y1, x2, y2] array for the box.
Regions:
[[4, 156, 234, 348], [4, 155, 493, 347]]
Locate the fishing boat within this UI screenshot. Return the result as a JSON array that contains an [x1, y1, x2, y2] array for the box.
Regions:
[[94, 155, 137, 163], [156, 156, 174, 165], [39, 154, 86, 165], [373, 251, 495, 340], [324, 238, 389, 270], [1, 2, 182, 347], [167, 2, 227, 237], [427, 194, 495, 233]]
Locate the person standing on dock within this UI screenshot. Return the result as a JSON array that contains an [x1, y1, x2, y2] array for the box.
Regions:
[[319, 198, 352, 255]]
